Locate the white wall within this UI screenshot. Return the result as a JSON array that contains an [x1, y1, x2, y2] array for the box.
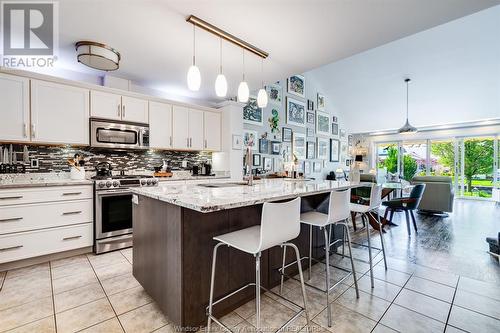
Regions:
[[306, 5, 500, 134]]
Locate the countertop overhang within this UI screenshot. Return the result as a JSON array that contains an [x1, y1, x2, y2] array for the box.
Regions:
[[131, 179, 368, 213]]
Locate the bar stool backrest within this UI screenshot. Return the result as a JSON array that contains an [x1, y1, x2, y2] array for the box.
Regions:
[[258, 197, 301, 252], [369, 184, 383, 209], [328, 189, 351, 224]]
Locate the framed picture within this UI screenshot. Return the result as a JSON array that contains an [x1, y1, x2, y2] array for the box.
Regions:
[[243, 97, 263, 126], [306, 112, 315, 125], [304, 161, 311, 175], [286, 97, 306, 127], [282, 127, 292, 142], [317, 93, 325, 111], [332, 116, 338, 123], [263, 157, 273, 171], [340, 129, 346, 138], [273, 158, 283, 172], [330, 139, 340, 162], [306, 141, 316, 159], [292, 132, 306, 160], [348, 134, 353, 147], [266, 83, 282, 105], [317, 137, 329, 160], [306, 127, 315, 138], [253, 154, 261, 166], [259, 138, 269, 154], [287, 74, 305, 98], [332, 123, 339, 136], [232, 134, 242, 150], [243, 130, 258, 151], [307, 100, 314, 110], [346, 159, 351, 167], [316, 111, 331, 136], [313, 162, 322, 173], [341, 142, 348, 155], [271, 141, 281, 155]]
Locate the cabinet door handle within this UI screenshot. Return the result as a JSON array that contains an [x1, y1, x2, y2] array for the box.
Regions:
[[117, 104, 121, 116], [122, 105, 126, 118], [169, 136, 172, 147], [63, 235, 82, 241], [0, 196, 23, 200], [187, 138, 189, 147], [204, 140, 207, 149], [0, 245, 23, 252], [0, 217, 23, 222], [31, 124, 36, 138], [62, 211, 82, 215], [62, 192, 82, 196], [23, 123, 28, 138], [190, 138, 192, 147]]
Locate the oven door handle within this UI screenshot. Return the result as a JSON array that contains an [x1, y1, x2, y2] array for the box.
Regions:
[[96, 189, 133, 196]]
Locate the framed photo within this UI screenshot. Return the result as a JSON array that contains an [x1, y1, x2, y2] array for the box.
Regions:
[[292, 132, 306, 160], [243, 97, 263, 126], [341, 142, 348, 155], [286, 97, 306, 127], [306, 141, 316, 159], [266, 83, 282, 105], [282, 127, 292, 142], [330, 139, 340, 162], [306, 112, 315, 125], [313, 162, 322, 173], [253, 154, 261, 167], [271, 141, 281, 155], [307, 100, 314, 110], [331, 123, 339, 136], [317, 93, 325, 111], [316, 111, 331, 136], [306, 127, 315, 138], [263, 157, 273, 171], [317, 137, 329, 160], [346, 159, 351, 167], [232, 134, 242, 150], [340, 129, 346, 138], [348, 134, 353, 147], [287, 74, 305, 98], [304, 161, 311, 175], [243, 130, 258, 151], [332, 116, 338, 123], [259, 139, 270, 154]]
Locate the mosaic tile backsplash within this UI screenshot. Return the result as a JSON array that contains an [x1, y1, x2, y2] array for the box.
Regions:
[[1, 144, 212, 173]]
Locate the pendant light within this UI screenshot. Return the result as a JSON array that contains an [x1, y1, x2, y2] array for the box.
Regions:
[[257, 58, 268, 108], [187, 25, 201, 91], [398, 78, 417, 133], [214, 38, 227, 97], [237, 50, 249, 103]]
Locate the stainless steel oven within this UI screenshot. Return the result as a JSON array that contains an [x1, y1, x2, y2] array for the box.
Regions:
[[90, 119, 149, 149]]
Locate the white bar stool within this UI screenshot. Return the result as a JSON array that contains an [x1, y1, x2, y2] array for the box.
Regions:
[[349, 183, 388, 288], [206, 198, 311, 333], [279, 189, 360, 327]]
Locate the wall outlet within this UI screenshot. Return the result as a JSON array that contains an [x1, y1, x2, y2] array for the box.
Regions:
[[30, 158, 39, 168]]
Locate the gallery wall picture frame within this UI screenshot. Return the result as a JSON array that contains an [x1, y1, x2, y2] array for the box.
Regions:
[[243, 129, 259, 151], [292, 132, 306, 160], [304, 161, 311, 175], [330, 139, 340, 162], [273, 158, 283, 172], [317, 137, 329, 160], [313, 162, 322, 173], [348, 134, 353, 147], [307, 100, 314, 110], [316, 111, 331, 136], [287, 74, 305, 98], [306, 112, 315, 125], [263, 157, 273, 171], [331, 123, 339, 136], [317, 93, 325, 111], [286, 97, 306, 127], [332, 116, 338, 123], [232, 134, 242, 150], [282, 127, 293, 142], [253, 154, 261, 166], [306, 127, 315, 138], [271, 141, 281, 155], [243, 97, 263, 126], [346, 159, 351, 167], [259, 138, 270, 154], [306, 141, 316, 159], [340, 129, 346, 138], [266, 83, 282, 105]]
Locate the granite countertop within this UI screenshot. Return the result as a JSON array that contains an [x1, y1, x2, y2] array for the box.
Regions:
[[0, 173, 93, 189], [131, 178, 365, 213]]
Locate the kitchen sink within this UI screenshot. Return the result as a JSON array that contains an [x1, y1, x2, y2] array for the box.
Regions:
[[197, 182, 250, 188]]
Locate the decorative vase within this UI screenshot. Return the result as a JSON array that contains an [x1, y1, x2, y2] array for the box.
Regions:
[[70, 167, 86, 180]]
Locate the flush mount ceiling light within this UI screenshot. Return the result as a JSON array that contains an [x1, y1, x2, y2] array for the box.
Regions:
[[75, 41, 120, 71], [398, 78, 418, 134]]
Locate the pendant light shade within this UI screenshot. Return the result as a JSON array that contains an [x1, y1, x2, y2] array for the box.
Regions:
[[257, 88, 268, 108], [398, 78, 417, 134], [238, 81, 249, 103], [215, 74, 227, 97], [187, 25, 201, 91]]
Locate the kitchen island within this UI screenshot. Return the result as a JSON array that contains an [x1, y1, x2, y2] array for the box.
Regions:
[[131, 179, 363, 329]]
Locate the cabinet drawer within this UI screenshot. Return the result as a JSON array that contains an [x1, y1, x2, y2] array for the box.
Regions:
[[0, 223, 93, 264], [0, 199, 93, 235], [0, 185, 92, 206]]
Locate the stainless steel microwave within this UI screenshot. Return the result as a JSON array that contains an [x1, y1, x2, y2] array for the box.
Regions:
[[90, 119, 149, 149]]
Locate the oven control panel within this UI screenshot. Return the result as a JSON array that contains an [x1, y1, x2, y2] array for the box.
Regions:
[[95, 178, 158, 190]]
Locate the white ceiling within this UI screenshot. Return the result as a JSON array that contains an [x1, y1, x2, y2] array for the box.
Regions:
[[52, 0, 499, 103]]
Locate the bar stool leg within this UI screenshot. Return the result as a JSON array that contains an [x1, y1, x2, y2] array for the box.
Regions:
[[374, 212, 388, 270], [365, 213, 374, 288], [309, 224, 313, 281], [280, 246, 287, 295], [323, 227, 332, 327], [207, 243, 223, 333], [404, 210, 411, 236], [255, 252, 262, 331], [343, 220, 359, 298]]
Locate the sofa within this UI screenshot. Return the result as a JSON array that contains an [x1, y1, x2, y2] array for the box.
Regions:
[[411, 176, 454, 214]]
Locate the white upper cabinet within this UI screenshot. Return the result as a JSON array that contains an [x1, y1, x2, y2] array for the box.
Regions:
[[188, 109, 204, 150], [203, 111, 221, 151], [90, 90, 122, 121], [149, 102, 172, 149], [30, 80, 90, 145], [91, 91, 148, 124], [0, 73, 30, 142], [172, 105, 189, 149]]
